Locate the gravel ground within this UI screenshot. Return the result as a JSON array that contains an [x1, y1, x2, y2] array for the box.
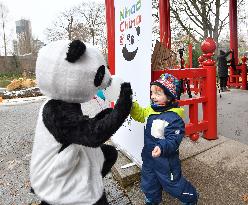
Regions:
[[0, 100, 131, 205], [0, 102, 41, 204]]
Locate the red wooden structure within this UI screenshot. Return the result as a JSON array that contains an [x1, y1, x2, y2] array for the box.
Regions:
[[152, 38, 217, 140], [229, 0, 238, 77], [228, 57, 247, 89], [227, 0, 247, 89], [159, 0, 171, 48], [104, 0, 217, 140], [105, 0, 115, 75]]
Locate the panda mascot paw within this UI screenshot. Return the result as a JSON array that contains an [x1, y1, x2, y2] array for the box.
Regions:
[[30, 40, 132, 205]]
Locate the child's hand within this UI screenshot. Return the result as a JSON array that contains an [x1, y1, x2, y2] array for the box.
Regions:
[[152, 146, 161, 158]]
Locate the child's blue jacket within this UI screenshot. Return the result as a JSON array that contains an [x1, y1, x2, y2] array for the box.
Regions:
[[131, 101, 189, 197]]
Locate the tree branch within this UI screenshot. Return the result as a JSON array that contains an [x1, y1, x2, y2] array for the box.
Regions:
[[183, 4, 203, 29], [171, 7, 200, 43]]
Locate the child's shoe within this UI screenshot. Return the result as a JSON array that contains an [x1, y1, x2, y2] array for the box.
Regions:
[[145, 197, 159, 205], [182, 192, 199, 205]]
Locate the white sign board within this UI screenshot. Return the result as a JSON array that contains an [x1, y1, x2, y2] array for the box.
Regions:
[[112, 0, 152, 166]]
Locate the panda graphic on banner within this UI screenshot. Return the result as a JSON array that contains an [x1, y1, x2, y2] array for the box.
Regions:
[[122, 26, 140, 61], [119, 0, 141, 62]]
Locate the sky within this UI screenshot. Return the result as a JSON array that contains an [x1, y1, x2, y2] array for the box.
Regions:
[[1, 0, 104, 43], [1, 0, 247, 45]]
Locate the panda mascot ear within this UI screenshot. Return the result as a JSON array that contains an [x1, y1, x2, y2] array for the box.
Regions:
[[66, 40, 86, 63]]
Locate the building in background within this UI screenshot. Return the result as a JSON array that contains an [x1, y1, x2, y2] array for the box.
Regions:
[[15, 19, 32, 55]]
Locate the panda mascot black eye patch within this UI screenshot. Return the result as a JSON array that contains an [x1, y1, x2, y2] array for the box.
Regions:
[[66, 39, 86, 63], [94, 65, 105, 87]]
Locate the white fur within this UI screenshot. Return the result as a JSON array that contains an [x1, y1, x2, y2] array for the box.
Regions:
[[103, 75, 124, 102], [36, 40, 111, 103], [30, 101, 105, 205]]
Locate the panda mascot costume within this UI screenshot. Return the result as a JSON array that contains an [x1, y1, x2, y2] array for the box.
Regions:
[[30, 40, 133, 205]]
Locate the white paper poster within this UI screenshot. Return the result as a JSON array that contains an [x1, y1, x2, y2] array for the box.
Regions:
[[112, 0, 152, 166]]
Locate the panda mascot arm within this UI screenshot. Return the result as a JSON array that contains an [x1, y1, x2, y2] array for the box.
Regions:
[[42, 82, 132, 147], [30, 40, 132, 205]]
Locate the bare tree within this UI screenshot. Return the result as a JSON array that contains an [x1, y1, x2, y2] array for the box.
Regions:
[[152, 0, 245, 51], [77, 1, 106, 46], [0, 2, 9, 56], [31, 38, 45, 55], [45, 1, 107, 51], [45, 7, 91, 42]]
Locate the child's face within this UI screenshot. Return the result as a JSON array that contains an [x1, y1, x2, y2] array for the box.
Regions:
[[150, 85, 168, 105]]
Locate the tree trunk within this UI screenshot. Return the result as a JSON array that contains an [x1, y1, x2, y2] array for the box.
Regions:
[[201, 1, 208, 39], [213, 0, 220, 54], [1, 4, 7, 56]]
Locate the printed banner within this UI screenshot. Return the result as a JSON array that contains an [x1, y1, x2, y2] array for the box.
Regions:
[[112, 0, 152, 166]]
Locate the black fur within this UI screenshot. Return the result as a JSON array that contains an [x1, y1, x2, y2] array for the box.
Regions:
[[39, 193, 109, 205], [40, 201, 50, 205], [31, 188, 50, 205], [94, 65, 106, 87], [58, 143, 70, 153], [66, 40, 86, 63], [94, 108, 113, 120], [101, 144, 118, 177], [30, 187, 34, 194], [42, 82, 132, 148], [39, 195, 109, 205], [39, 194, 109, 205], [94, 192, 109, 205]]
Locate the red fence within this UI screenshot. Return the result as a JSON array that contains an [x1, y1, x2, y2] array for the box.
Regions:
[[228, 56, 247, 90], [152, 51, 217, 141]]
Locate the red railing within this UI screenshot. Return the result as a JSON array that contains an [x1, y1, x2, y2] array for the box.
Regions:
[[228, 56, 247, 90], [152, 38, 218, 141]]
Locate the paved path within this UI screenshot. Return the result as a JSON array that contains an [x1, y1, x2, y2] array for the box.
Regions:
[[181, 89, 248, 145], [124, 135, 248, 205], [217, 89, 248, 145]]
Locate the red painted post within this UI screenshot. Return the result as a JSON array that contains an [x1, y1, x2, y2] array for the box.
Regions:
[[198, 55, 205, 68], [229, 0, 238, 82], [188, 43, 193, 68], [189, 102, 198, 141], [166, 0, 171, 49], [241, 56, 247, 90], [201, 38, 217, 140], [105, 0, 115, 75], [159, 0, 171, 48], [159, 0, 165, 45]]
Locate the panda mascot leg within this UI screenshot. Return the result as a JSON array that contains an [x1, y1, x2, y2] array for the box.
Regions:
[[101, 144, 118, 177]]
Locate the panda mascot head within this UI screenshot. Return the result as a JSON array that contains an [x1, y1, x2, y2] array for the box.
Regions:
[[30, 40, 132, 205], [36, 39, 113, 103]]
